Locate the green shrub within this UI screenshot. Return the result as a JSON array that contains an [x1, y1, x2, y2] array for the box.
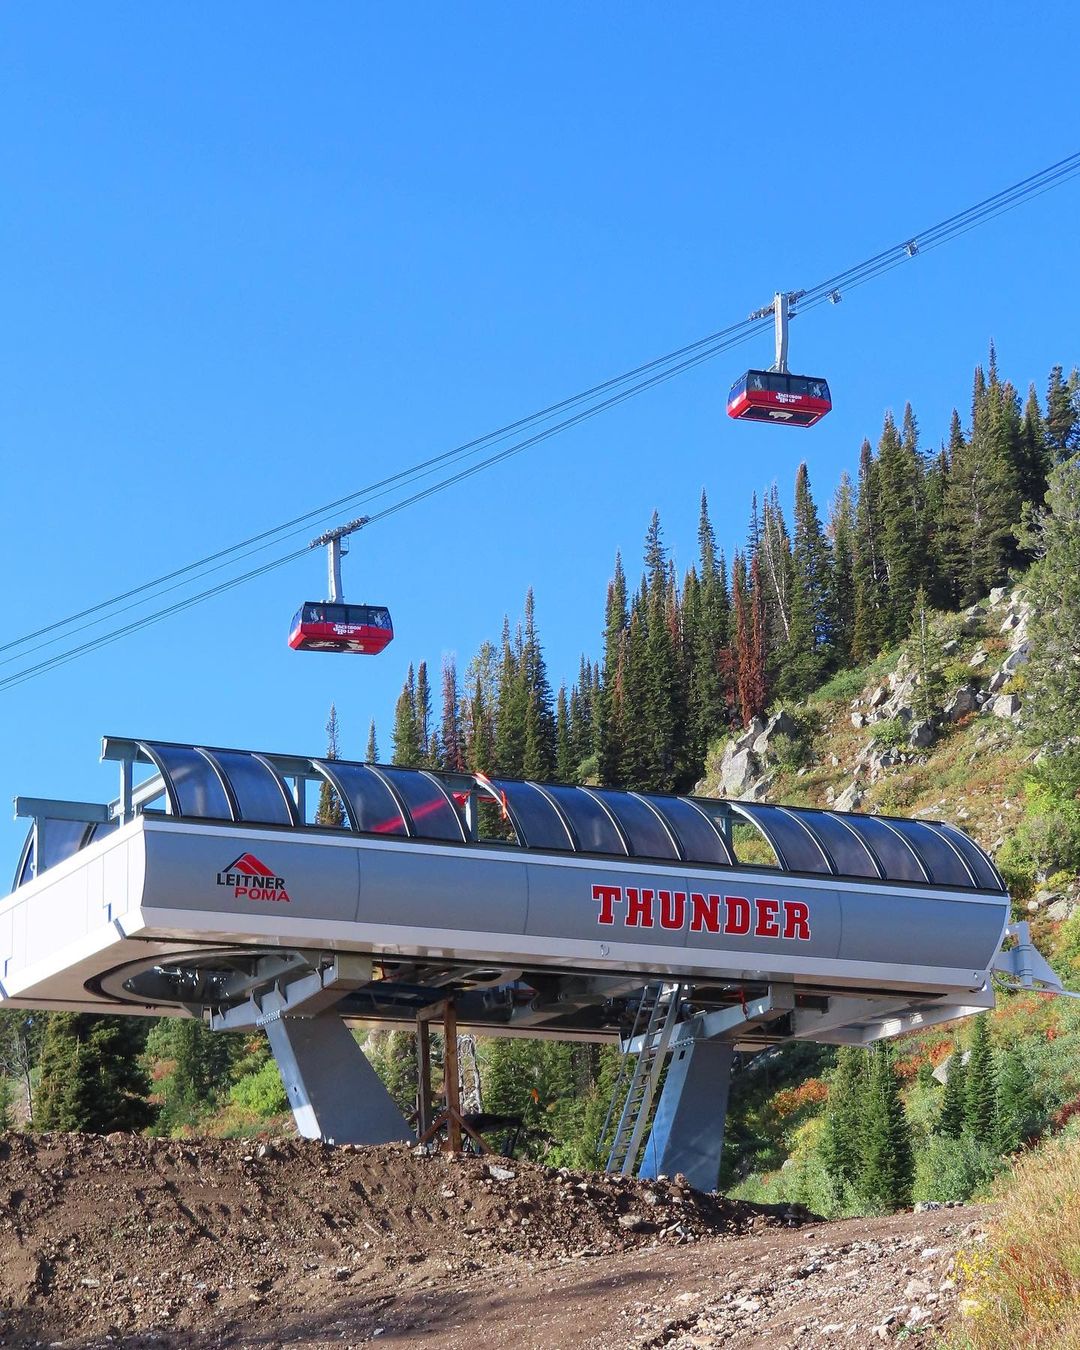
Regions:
[[229, 1059, 288, 1117], [872, 718, 909, 750], [914, 1131, 1001, 1203]]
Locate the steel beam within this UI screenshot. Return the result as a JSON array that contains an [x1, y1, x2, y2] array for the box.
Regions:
[[264, 1013, 411, 1145]]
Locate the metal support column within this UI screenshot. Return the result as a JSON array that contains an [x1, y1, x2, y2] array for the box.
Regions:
[[416, 1015, 433, 1137], [637, 1039, 735, 1192], [264, 1013, 412, 1146]]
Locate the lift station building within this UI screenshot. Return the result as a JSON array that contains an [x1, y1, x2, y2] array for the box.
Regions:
[[1, 735, 1053, 1190]]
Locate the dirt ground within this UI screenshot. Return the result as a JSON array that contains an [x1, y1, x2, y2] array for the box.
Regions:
[[0, 1133, 985, 1349]]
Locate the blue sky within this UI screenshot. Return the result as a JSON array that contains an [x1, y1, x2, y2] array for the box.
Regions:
[[2, 3, 1079, 866]]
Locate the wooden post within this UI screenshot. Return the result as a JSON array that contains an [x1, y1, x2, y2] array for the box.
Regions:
[[416, 1015, 433, 1139], [443, 1000, 462, 1152]]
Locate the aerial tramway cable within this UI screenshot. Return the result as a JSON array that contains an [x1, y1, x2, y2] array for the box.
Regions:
[[3, 151, 1079, 692]]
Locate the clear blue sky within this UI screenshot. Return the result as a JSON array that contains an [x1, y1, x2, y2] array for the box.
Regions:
[[2, 3, 1078, 867]]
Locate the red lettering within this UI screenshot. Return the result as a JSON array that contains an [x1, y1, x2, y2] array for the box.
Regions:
[[725, 895, 751, 935], [690, 892, 721, 933], [626, 887, 654, 927], [754, 897, 780, 938], [658, 889, 686, 930], [593, 883, 621, 925], [783, 899, 811, 940], [234, 887, 248, 898]]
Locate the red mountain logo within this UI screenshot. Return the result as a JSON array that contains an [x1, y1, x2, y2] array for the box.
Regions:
[[216, 853, 290, 902]]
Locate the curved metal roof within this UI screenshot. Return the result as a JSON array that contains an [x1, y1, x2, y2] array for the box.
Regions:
[[14, 736, 1006, 894]]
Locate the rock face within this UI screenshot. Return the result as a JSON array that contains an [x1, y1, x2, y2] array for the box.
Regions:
[[720, 747, 761, 797], [752, 711, 798, 758]]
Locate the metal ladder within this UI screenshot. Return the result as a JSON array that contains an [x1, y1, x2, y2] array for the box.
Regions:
[[602, 981, 684, 1176]]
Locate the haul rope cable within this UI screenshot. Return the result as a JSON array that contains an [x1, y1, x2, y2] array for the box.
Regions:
[[3, 151, 1079, 690]]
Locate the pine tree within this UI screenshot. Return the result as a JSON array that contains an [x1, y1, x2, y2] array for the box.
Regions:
[[439, 658, 464, 772], [555, 685, 574, 781], [35, 1014, 155, 1133], [391, 665, 423, 765], [414, 661, 433, 766], [936, 1043, 967, 1138], [944, 366, 1020, 604], [463, 641, 498, 771], [316, 703, 346, 826], [494, 618, 528, 776], [598, 555, 629, 785], [877, 409, 928, 643], [1023, 460, 1080, 748], [995, 1046, 1037, 1153], [1016, 382, 1050, 514], [828, 473, 857, 667], [759, 486, 793, 658], [146, 1017, 235, 1133], [521, 589, 556, 780], [963, 1014, 998, 1148], [732, 552, 767, 725], [366, 718, 379, 763], [908, 587, 945, 725], [858, 1045, 913, 1212], [852, 439, 888, 661], [780, 463, 835, 699], [1045, 365, 1080, 462], [818, 1046, 867, 1193]]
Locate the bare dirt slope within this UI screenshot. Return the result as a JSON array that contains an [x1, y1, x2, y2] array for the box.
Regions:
[[0, 1133, 984, 1349]]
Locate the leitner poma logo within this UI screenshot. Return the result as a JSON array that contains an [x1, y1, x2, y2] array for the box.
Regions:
[[216, 852, 291, 903]]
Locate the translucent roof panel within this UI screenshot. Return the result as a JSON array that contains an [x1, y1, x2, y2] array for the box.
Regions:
[[641, 795, 734, 866], [490, 779, 574, 851], [780, 808, 883, 880], [314, 761, 406, 836], [591, 790, 680, 860], [374, 768, 466, 844], [882, 817, 976, 889], [141, 743, 232, 820], [732, 803, 832, 875], [839, 815, 928, 884], [536, 785, 627, 855], [201, 749, 297, 827], [927, 822, 1005, 892]]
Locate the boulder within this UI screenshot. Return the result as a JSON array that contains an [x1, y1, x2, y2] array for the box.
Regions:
[[732, 716, 765, 754], [986, 693, 1021, 720], [1000, 610, 1023, 634], [909, 719, 936, 749], [987, 670, 1009, 694], [868, 685, 889, 709], [752, 710, 798, 758], [835, 781, 864, 812], [942, 638, 960, 655], [720, 747, 761, 797], [1048, 897, 1080, 922], [1002, 640, 1032, 674], [960, 612, 984, 636], [968, 649, 988, 669], [945, 686, 978, 721], [851, 711, 867, 729], [988, 586, 1009, 607], [745, 770, 776, 802]]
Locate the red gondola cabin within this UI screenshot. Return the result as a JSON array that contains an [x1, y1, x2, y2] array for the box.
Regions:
[[727, 370, 832, 427], [288, 602, 394, 655]]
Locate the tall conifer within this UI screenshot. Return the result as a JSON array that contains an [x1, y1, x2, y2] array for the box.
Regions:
[[316, 703, 346, 826], [852, 439, 887, 661]]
